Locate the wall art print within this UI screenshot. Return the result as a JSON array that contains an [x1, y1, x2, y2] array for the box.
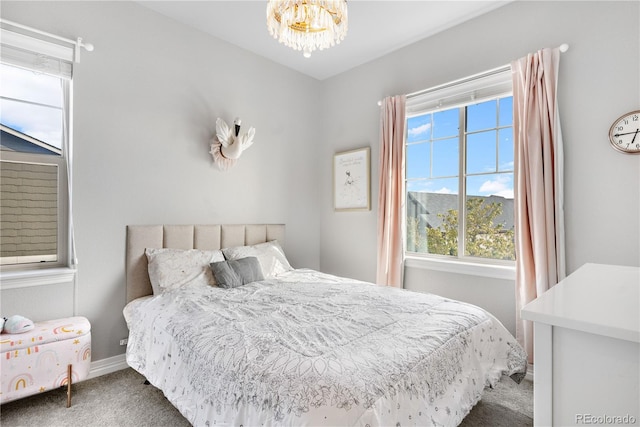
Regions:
[[333, 147, 370, 211]]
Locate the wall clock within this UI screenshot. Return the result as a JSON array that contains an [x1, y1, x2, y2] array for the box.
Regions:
[[608, 110, 640, 154]]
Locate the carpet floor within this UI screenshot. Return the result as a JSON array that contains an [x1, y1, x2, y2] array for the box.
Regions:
[[0, 368, 532, 426]]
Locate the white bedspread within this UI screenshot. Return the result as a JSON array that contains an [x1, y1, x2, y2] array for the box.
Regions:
[[126, 269, 526, 426]]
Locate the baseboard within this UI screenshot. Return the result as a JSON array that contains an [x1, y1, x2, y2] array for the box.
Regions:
[[87, 353, 128, 380]]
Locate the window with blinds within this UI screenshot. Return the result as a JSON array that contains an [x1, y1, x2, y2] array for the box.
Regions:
[[0, 21, 73, 267]]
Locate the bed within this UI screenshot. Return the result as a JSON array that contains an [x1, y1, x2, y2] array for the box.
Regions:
[[124, 224, 527, 426]]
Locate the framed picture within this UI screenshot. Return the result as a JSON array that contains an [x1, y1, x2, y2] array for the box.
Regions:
[[333, 147, 371, 211]]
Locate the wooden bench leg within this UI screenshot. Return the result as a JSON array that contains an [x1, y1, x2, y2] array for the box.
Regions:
[[66, 364, 72, 408]]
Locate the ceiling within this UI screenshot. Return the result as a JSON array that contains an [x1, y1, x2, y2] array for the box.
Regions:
[[136, 1, 511, 81]]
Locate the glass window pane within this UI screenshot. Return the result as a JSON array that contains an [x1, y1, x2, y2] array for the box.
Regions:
[[432, 137, 458, 177], [467, 130, 496, 174], [432, 108, 458, 139], [407, 114, 431, 143], [498, 128, 514, 172], [499, 96, 513, 127], [464, 190, 515, 260], [406, 178, 458, 256], [406, 142, 430, 179], [467, 100, 497, 132], [0, 161, 58, 263]]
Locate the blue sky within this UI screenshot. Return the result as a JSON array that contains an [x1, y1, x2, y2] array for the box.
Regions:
[[0, 64, 63, 148], [406, 97, 514, 199]]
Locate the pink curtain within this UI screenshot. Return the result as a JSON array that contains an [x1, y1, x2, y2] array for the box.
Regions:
[[376, 95, 406, 287], [512, 48, 566, 363]]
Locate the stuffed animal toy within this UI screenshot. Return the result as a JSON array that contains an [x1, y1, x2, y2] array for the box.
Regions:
[[2, 315, 34, 334]]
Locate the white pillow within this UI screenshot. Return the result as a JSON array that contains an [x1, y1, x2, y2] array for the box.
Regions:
[[145, 248, 225, 294], [222, 240, 292, 278]]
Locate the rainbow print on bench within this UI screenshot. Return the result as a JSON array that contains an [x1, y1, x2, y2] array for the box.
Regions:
[[7, 373, 33, 394], [0, 317, 91, 404]]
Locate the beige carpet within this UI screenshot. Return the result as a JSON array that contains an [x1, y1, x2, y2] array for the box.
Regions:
[[1, 368, 532, 426]]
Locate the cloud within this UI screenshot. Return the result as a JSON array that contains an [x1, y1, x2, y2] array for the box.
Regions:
[[0, 64, 62, 148], [479, 175, 513, 199], [493, 189, 514, 198], [408, 123, 431, 138], [407, 181, 431, 192], [434, 187, 454, 194], [499, 161, 514, 170]]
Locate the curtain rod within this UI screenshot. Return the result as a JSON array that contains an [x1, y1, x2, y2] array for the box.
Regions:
[[378, 43, 569, 106], [0, 18, 94, 62]]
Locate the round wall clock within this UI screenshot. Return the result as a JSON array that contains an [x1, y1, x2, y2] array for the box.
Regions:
[[608, 110, 640, 154]]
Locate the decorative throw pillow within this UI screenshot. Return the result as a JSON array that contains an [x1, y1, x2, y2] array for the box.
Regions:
[[222, 240, 292, 279], [145, 248, 225, 294], [210, 257, 264, 289]]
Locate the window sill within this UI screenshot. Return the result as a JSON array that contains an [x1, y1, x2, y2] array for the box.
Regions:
[[0, 267, 76, 290], [404, 256, 515, 280]]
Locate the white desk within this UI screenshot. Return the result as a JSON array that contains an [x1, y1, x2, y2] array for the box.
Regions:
[[521, 263, 640, 427]]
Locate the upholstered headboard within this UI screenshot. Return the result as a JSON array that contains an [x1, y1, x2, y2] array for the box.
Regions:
[[125, 224, 285, 303]]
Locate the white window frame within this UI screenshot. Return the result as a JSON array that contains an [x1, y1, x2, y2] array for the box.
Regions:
[[0, 19, 78, 288], [404, 67, 515, 280]]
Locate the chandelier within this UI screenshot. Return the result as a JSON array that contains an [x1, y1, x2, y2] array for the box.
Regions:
[[266, 0, 348, 58]]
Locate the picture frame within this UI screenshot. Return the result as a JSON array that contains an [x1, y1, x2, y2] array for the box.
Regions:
[[333, 147, 371, 211]]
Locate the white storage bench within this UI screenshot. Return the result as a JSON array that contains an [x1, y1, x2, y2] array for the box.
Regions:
[[1, 316, 91, 407]]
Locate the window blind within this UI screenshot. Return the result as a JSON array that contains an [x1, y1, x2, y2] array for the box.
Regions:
[[406, 66, 512, 116], [0, 24, 74, 79]]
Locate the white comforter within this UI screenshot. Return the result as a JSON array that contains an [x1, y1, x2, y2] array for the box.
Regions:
[[126, 269, 526, 427]]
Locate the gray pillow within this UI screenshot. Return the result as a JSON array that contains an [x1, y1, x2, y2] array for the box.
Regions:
[[210, 257, 264, 289]]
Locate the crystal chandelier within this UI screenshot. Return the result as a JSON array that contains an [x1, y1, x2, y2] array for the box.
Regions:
[[266, 0, 348, 58]]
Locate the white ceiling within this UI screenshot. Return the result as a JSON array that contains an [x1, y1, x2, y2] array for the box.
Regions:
[[136, 1, 511, 81]]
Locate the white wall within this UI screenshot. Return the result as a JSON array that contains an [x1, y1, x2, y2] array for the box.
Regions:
[[1, 1, 323, 361], [319, 1, 640, 335]]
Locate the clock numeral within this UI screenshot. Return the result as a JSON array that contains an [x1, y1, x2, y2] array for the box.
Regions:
[[633, 115, 639, 121]]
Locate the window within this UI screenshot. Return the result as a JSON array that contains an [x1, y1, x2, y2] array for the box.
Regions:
[[405, 68, 515, 263], [0, 23, 74, 269]]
